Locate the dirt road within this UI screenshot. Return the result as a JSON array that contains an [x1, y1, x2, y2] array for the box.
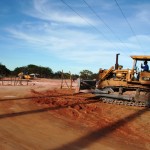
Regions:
[[0, 79, 149, 150]]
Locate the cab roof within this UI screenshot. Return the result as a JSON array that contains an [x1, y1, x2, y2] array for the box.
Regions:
[[131, 55, 150, 61]]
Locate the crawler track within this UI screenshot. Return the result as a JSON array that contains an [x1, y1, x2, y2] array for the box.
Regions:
[[100, 98, 149, 107]]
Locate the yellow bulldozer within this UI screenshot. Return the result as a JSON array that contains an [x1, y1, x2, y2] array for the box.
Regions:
[[77, 54, 150, 107], [18, 72, 31, 80]]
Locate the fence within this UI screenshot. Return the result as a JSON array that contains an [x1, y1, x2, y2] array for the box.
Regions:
[[60, 70, 73, 89], [0, 77, 29, 86]]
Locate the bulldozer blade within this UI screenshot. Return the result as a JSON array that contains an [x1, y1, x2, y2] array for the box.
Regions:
[[76, 78, 96, 91]]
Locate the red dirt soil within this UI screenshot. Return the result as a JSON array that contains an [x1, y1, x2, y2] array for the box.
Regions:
[[31, 88, 150, 150], [0, 79, 150, 150]]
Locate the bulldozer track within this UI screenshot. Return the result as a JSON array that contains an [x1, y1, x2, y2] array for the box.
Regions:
[[100, 98, 150, 107]]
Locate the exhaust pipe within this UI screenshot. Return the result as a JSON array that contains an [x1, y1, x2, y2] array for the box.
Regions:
[[115, 53, 120, 70]]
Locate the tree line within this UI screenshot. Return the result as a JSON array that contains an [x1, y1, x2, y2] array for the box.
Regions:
[[0, 63, 98, 80]]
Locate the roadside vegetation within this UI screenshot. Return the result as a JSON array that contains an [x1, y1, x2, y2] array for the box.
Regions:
[[0, 63, 98, 79]]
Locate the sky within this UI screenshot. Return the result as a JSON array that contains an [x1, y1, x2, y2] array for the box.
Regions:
[[0, 0, 150, 74]]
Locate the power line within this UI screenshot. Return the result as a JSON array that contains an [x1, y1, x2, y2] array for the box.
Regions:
[[82, 0, 130, 50], [60, 0, 117, 48], [114, 0, 142, 49], [83, 0, 123, 43], [60, 0, 130, 62]]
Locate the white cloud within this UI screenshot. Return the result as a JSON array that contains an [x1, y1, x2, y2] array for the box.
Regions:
[[2, 0, 150, 73], [5, 25, 133, 68], [23, 0, 95, 26]]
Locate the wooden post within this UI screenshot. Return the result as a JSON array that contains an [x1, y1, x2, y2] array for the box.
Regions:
[[11, 76, 13, 85], [14, 77, 16, 86], [60, 70, 63, 89], [2, 78, 3, 86], [20, 78, 22, 85], [64, 79, 69, 88], [69, 71, 72, 89], [16, 78, 19, 86]]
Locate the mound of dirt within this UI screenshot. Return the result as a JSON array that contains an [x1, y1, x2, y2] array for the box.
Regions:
[[31, 88, 150, 149]]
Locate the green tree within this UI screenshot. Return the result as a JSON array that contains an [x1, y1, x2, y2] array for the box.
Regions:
[[54, 71, 62, 79], [80, 70, 93, 79], [72, 74, 79, 80], [0, 63, 11, 76], [91, 73, 98, 80], [63, 72, 71, 79], [13, 66, 26, 76], [13, 64, 53, 78], [39, 66, 53, 78], [27, 64, 39, 74]]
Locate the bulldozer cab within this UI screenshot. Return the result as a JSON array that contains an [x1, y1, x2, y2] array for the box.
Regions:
[[131, 55, 150, 84]]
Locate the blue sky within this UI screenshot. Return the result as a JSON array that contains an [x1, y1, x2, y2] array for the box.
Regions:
[[0, 0, 150, 74]]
